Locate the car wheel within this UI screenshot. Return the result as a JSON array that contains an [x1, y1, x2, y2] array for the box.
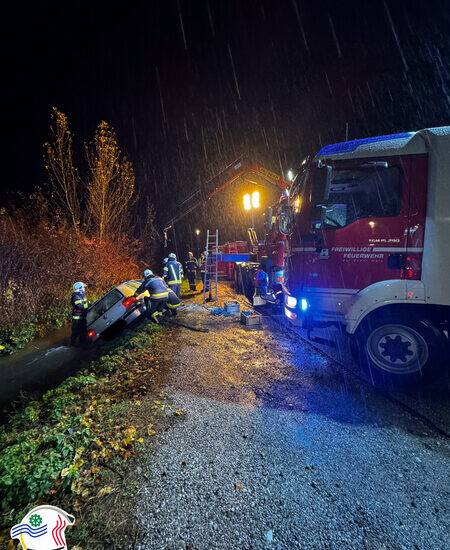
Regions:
[[351, 312, 447, 388]]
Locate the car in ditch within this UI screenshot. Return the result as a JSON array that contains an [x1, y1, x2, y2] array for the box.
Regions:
[[85, 280, 148, 342]]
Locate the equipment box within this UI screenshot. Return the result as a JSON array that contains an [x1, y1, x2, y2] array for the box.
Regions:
[[240, 310, 262, 326], [224, 300, 240, 313], [252, 295, 266, 306]]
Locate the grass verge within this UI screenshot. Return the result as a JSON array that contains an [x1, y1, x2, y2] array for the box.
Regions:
[[0, 316, 181, 548]]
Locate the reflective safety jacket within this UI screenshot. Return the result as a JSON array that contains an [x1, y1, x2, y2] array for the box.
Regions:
[[163, 260, 183, 285], [167, 289, 181, 309], [71, 291, 89, 320], [135, 275, 169, 299], [185, 257, 198, 273]]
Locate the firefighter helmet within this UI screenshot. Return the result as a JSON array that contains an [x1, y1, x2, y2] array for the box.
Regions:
[[144, 269, 153, 278], [73, 282, 85, 292], [168, 253, 176, 260]]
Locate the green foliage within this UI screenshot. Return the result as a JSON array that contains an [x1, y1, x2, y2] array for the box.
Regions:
[[0, 319, 162, 519], [0, 317, 37, 354], [0, 430, 69, 507], [0, 304, 71, 355], [23, 401, 43, 423]]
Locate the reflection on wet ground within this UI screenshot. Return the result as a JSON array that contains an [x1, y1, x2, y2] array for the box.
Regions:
[[0, 325, 97, 412]]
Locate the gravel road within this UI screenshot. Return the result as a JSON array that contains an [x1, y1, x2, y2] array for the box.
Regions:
[[136, 290, 449, 550]]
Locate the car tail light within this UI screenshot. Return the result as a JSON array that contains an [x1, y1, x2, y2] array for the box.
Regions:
[[88, 330, 95, 338], [122, 296, 136, 308]]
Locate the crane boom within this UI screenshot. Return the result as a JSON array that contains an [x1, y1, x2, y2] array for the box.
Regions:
[[163, 156, 289, 233]]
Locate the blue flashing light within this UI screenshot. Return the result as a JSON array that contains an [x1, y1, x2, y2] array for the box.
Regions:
[[316, 132, 411, 156], [301, 298, 309, 311]]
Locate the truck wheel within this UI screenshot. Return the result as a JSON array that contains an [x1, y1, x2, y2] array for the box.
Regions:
[[351, 312, 447, 387]]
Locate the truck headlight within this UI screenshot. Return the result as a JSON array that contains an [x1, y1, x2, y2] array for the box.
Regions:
[[301, 298, 309, 311], [285, 295, 297, 308]]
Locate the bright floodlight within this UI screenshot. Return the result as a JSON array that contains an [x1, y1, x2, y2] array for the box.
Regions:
[[195, 229, 200, 235], [243, 193, 251, 210], [251, 191, 260, 208], [287, 169, 294, 181]]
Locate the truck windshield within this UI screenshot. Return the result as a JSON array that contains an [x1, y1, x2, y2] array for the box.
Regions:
[[324, 166, 401, 229]]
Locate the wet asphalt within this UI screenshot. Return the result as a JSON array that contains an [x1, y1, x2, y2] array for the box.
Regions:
[[136, 289, 449, 550]]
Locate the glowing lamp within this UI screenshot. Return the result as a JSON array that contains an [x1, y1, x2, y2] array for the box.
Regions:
[[285, 295, 297, 308], [284, 307, 297, 320]]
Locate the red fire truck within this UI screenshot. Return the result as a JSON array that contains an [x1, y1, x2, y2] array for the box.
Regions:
[[234, 194, 287, 304], [281, 127, 450, 385]]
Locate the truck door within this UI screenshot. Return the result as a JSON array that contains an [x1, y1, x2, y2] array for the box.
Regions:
[[302, 159, 408, 317]]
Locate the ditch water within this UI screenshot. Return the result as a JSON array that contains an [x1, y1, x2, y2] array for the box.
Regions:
[[0, 325, 97, 414]]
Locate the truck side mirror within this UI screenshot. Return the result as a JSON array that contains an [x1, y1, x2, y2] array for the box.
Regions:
[[279, 201, 294, 235], [310, 163, 331, 228], [264, 207, 273, 232]]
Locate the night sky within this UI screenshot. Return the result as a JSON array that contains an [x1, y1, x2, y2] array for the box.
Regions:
[[2, 0, 450, 248]]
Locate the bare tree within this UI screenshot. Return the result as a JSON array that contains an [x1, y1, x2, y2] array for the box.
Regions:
[[135, 198, 160, 265], [85, 121, 136, 239], [43, 107, 81, 232]]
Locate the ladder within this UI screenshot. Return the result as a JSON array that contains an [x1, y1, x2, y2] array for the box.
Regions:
[[203, 229, 219, 303]]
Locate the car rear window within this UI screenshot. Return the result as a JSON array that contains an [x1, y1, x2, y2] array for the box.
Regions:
[[86, 288, 123, 325]]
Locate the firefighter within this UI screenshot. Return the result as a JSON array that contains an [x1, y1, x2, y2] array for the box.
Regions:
[[71, 282, 89, 346], [185, 251, 198, 292], [163, 252, 183, 298], [254, 264, 269, 297], [134, 269, 169, 324], [165, 288, 181, 316], [162, 257, 168, 273]]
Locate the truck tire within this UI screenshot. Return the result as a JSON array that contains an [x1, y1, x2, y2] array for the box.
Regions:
[[351, 312, 447, 388]]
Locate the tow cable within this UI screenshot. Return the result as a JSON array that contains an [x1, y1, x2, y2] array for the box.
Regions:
[[164, 319, 209, 333]]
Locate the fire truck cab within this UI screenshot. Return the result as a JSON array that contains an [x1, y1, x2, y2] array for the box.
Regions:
[[282, 127, 450, 385]]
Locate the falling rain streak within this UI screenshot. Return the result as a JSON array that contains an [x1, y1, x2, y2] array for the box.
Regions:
[[383, 0, 409, 72], [328, 14, 342, 58], [291, 0, 309, 52], [177, 0, 188, 50], [155, 67, 166, 130], [227, 44, 241, 101]]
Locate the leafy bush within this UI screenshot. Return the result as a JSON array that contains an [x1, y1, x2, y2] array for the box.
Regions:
[[0, 436, 67, 505], [0, 320, 162, 516], [0, 199, 141, 354]]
